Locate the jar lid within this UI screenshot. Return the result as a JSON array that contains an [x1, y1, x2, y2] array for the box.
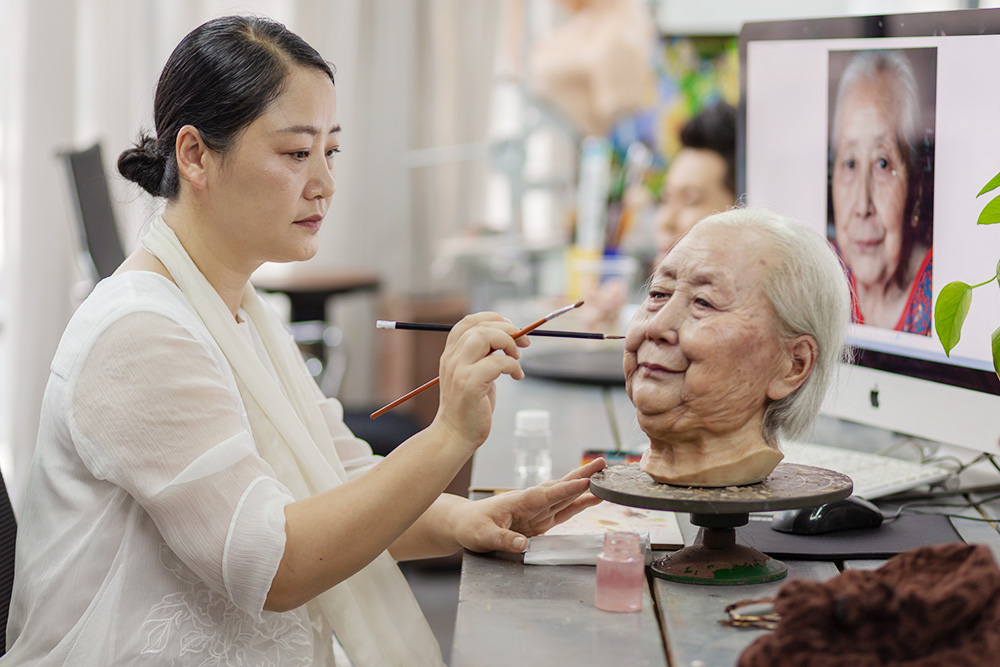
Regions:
[[515, 409, 550, 432], [604, 530, 641, 552]]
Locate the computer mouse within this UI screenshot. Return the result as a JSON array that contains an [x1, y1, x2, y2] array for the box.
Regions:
[[771, 496, 884, 535]]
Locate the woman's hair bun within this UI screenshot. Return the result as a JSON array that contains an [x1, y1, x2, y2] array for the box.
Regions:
[[118, 133, 167, 197]]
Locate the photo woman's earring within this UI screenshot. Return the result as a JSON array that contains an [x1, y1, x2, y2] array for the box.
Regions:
[[910, 189, 923, 229]]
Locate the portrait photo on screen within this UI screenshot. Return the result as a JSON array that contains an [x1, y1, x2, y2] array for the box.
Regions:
[[826, 48, 937, 336]]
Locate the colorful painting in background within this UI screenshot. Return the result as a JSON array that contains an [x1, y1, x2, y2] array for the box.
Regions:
[[608, 35, 739, 199]]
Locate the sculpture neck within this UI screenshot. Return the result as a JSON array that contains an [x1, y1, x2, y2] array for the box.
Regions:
[[641, 431, 784, 487]]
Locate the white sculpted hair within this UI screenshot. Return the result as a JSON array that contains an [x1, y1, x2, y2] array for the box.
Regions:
[[696, 207, 852, 445]]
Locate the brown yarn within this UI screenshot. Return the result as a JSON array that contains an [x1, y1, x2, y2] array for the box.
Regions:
[[738, 543, 1000, 667]]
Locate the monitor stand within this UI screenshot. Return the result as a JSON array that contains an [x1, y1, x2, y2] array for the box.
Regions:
[[590, 463, 853, 585]]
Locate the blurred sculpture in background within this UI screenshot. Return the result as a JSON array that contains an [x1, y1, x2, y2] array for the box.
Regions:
[[531, 0, 656, 137]]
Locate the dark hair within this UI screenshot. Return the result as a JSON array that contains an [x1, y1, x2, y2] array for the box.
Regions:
[[679, 101, 737, 196], [118, 15, 335, 198]]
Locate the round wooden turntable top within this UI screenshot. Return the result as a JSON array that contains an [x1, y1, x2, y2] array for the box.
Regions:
[[590, 462, 853, 514]]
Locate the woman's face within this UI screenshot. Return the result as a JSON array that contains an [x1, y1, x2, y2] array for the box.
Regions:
[[624, 223, 791, 439], [203, 66, 339, 271], [831, 76, 909, 288], [653, 148, 734, 262]]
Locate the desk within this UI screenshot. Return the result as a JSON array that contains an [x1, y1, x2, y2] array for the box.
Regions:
[[253, 268, 380, 396], [453, 365, 1000, 666], [253, 268, 380, 323]]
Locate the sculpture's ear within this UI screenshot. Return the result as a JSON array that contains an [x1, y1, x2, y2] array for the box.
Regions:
[[767, 335, 818, 401]]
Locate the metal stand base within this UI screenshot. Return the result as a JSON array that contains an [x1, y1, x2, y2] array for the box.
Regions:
[[590, 463, 854, 587], [649, 514, 787, 585]]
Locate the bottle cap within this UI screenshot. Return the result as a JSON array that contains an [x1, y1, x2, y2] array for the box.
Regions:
[[603, 530, 641, 554], [515, 409, 550, 433]]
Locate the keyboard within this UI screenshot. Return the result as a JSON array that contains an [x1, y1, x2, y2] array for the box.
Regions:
[[780, 441, 953, 500]]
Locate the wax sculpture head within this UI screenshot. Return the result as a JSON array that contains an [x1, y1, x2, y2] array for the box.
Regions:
[[624, 207, 851, 486]]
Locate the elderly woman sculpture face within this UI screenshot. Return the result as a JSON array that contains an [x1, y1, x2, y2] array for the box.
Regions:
[[624, 222, 818, 486]]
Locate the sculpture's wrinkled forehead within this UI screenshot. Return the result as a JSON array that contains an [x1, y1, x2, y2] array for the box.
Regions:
[[654, 221, 775, 307]]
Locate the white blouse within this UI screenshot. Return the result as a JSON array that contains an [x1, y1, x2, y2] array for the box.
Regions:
[[3, 272, 380, 666]]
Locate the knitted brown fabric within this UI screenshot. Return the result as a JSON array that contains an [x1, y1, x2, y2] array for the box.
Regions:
[[738, 543, 1000, 666]]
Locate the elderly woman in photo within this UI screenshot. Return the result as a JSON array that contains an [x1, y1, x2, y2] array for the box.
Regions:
[[625, 208, 851, 487], [829, 49, 933, 335]]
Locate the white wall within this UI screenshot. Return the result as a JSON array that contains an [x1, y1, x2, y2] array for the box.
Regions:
[[3, 0, 81, 505]]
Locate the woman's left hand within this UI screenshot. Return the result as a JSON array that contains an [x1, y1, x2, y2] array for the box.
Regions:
[[454, 458, 607, 554]]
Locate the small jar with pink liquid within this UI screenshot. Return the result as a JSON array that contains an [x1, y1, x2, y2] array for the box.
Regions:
[[595, 530, 645, 612]]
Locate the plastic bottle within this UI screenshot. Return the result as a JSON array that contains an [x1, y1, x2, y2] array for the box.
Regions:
[[513, 409, 553, 484], [595, 531, 644, 612]]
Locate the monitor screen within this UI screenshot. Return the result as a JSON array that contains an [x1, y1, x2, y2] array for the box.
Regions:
[[739, 8, 1000, 451]]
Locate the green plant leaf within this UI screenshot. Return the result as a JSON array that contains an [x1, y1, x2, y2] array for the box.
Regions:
[[979, 170, 1000, 197], [993, 326, 1000, 380], [934, 281, 973, 356], [978, 194, 1000, 225]]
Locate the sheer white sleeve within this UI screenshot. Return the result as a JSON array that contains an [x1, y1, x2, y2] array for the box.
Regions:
[[317, 397, 382, 480], [69, 311, 295, 617]]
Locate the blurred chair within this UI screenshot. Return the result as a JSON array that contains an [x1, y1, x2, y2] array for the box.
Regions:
[[0, 466, 17, 656], [57, 143, 126, 282]]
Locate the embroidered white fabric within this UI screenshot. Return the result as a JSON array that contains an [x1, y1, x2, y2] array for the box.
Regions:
[[4, 272, 378, 665]]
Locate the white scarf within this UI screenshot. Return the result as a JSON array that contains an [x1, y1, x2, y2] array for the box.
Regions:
[[143, 217, 444, 667]]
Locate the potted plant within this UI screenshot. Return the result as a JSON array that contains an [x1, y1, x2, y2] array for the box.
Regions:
[[933, 169, 1000, 378]]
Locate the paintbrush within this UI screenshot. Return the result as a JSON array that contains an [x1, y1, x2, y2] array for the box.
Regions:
[[370, 301, 585, 419], [376, 320, 623, 340]]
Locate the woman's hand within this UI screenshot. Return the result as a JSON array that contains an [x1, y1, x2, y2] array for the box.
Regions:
[[454, 458, 608, 554], [432, 312, 530, 451]]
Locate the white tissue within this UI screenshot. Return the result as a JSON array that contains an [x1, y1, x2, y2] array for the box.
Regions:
[[523, 532, 652, 566]]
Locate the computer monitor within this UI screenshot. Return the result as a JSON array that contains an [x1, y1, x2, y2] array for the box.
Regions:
[[739, 8, 1000, 452]]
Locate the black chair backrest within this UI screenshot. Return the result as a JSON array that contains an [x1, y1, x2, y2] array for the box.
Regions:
[[60, 143, 127, 280], [0, 468, 16, 656]]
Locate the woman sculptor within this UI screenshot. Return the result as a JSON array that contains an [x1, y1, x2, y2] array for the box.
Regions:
[[3, 16, 604, 667], [625, 208, 851, 487], [829, 49, 935, 335]]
